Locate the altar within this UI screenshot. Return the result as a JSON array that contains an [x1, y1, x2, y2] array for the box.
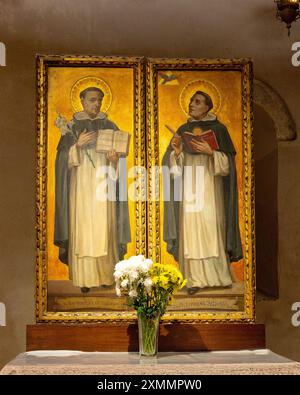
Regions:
[[1, 350, 300, 375]]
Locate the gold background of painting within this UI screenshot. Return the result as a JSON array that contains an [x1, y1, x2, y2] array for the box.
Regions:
[[157, 70, 244, 281], [47, 67, 135, 280]]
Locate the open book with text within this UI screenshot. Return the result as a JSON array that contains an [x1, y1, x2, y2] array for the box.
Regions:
[[96, 129, 131, 156]]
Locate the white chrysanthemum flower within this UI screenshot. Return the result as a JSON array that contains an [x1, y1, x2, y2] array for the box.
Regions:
[[144, 278, 153, 289], [113, 270, 123, 280], [128, 255, 145, 265], [114, 256, 151, 293], [129, 289, 137, 298], [136, 254, 145, 261], [121, 279, 129, 288], [114, 260, 127, 271], [140, 258, 153, 273], [129, 270, 139, 280]]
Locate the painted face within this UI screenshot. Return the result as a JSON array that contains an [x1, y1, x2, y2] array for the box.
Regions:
[[81, 90, 103, 118], [189, 94, 209, 120]]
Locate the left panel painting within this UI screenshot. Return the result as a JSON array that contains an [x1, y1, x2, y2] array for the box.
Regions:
[[36, 55, 146, 322]]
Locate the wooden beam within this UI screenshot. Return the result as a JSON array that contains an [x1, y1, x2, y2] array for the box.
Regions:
[[27, 323, 265, 352]]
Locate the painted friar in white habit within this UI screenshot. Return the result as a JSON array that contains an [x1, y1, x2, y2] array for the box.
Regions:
[[54, 86, 131, 293], [162, 90, 243, 295]]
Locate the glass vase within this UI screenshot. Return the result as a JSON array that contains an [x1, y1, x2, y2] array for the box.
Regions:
[[138, 313, 160, 357]]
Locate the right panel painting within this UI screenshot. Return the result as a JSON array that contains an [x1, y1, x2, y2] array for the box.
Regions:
[[146, 58, 255, 322]]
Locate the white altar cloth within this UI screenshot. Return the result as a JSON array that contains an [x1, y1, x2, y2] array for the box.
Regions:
[[1, 349, 300, 375]]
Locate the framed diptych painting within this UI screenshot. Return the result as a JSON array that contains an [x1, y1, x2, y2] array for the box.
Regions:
[[36, 55, 255, 322]]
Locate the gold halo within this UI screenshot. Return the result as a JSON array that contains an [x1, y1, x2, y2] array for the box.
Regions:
[[70, 76, 112, 113], [179, 79, 222, 117]]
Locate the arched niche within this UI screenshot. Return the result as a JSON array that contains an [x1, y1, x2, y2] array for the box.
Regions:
[[253, 79, 296, 298], [254, 79, 296, 141]]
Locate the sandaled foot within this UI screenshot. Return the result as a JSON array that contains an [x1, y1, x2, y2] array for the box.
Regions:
[[187, 286, 200, 295], [101, 284, 113, 289], [80, 287, 90, 294]]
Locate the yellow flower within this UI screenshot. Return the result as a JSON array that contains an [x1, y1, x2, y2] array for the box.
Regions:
[[168, 296, 174, 305], [150, 262, 187, 295], [159, 275, 169, 290], [180, 279, 187, 289]]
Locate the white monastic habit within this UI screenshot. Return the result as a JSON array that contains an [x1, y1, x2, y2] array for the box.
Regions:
[[68, 141, 119, 288], [169, 146, 233, 289]]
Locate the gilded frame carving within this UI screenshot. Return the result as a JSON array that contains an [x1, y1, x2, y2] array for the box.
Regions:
[[146, 58, 255, 322]]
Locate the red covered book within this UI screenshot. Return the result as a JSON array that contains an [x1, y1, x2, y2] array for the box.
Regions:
[[181, 129, 219, 153]]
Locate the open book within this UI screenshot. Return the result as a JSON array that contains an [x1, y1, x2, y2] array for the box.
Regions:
[[181, 129, 219, 153], [96, 129, 131, 157]]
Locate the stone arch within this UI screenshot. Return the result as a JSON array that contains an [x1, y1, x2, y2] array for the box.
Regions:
[[254, 79, 297, 141], [0, 302, 6, 326]]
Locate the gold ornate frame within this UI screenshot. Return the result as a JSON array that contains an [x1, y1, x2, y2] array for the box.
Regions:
[[36, 55, 146, 322], [36, 56, 255, 323], [146, 58, 255, 322]]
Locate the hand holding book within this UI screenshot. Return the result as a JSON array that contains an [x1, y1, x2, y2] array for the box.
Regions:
[[181, 129, 219, 154], [166, 124, 218, 156], [106, 149, 119, 162]]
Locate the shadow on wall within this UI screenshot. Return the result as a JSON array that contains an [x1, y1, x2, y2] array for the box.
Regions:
[[254, 104, 278, 299]]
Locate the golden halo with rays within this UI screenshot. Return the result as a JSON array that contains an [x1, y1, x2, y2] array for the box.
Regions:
[[179, 79, 222, 117], [70, 76, 112, 114]]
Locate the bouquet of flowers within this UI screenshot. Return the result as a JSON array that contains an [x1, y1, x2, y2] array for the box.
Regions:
[[114, 255, 186, 356]]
